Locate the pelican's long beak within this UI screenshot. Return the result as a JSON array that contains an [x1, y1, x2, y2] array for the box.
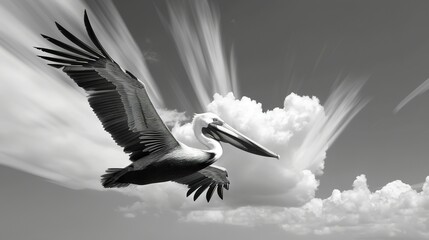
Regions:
[[204, 123, 279, 159]]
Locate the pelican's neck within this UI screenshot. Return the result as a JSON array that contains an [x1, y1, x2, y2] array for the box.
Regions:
[[195, 127, 223, 161]]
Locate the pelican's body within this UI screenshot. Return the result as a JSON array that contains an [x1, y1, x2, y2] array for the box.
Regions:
[[37, 11, 278, 202], [117, 147, 214, 185], [118, 145, 214, 185]]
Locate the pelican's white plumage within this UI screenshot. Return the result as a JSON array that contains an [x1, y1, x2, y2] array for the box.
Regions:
[[36, 11, 278, 202]]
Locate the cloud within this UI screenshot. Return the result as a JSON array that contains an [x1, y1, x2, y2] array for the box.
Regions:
[[189, 92, 324, 206], [183, 175, 429, 239], [157, 108, 188, 127], [394, 78, 429, 113]]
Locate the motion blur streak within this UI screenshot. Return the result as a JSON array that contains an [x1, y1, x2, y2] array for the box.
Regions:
[[166, 0, 238, 109], [394, 78, 429, 113], [293, 80, 369, 173]]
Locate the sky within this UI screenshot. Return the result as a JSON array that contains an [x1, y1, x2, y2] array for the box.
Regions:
[[1, 0, 429, 239]]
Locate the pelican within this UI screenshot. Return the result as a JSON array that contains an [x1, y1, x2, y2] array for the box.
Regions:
[[36, 11, 279, 202]]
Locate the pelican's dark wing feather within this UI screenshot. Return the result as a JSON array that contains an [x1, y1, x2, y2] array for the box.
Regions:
[[36, 11, 179, 162], [54, 21, 104, 58], [35, 47, 90, 62], [40, 34, 98, 60], [174, 165, 230, 202]]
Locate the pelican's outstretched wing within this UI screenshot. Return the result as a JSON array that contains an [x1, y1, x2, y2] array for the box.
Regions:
[[175, 165, 230, 202], [36, 11, 179, 161]]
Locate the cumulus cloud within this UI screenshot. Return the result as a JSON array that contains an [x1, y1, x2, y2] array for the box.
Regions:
[[169, 92, 324, 207], [184, 175, 429, 239], [394, 78, 429, 113]]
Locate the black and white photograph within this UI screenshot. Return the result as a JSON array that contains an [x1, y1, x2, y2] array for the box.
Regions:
[[1, 0, 429, 239]]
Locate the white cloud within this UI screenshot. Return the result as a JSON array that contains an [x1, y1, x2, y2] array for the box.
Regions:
[[183, 175, 429, 239], [169, 92, 324, 207], [157, 108, 188, 127]]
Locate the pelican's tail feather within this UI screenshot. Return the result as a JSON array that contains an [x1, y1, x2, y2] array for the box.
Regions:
[[101, 167, 130, 188]]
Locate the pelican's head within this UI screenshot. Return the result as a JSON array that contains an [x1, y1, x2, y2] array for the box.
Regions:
[[193, 113, 279, 159]]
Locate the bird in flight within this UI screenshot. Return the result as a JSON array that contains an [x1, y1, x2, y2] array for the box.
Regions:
[[36, 11, 279, 202]]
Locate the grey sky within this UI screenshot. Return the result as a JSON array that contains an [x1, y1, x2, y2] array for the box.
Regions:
[[2, 0, 429, 239]]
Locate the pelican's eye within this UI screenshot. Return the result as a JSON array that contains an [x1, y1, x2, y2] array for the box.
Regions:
[[212, 118, 223, 125]]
